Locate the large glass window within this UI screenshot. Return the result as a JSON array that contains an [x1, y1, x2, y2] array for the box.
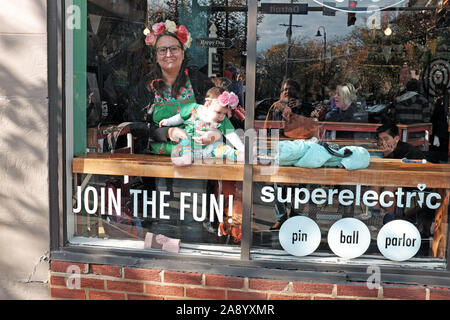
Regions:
[[252, 0, 449, 264], [65, 0, 450, 267], [67, 0, 249, 256]]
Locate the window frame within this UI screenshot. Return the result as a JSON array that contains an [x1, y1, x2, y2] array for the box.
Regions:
[[49, 0, 450, 286]]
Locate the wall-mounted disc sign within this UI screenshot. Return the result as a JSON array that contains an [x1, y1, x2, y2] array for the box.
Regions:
[[377, 220, 421, 261], [279, 216, 321, 257], [327, 218, 371, 259], [311, 0, 407, 13]]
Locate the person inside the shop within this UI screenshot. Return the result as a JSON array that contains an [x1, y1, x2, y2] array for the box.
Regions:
[[267, 79, 314, 230], [429, 85, 449, 163], [311, 84, 336, 121], [392, 78, 431, 125], [324, 83, 358, 122], [266, 79, 315, 125], [210, 76, 245, 130], [159, 87, 245, 166], [126, 20, 218, 155], [376, 121, 427, 160], [373, 122, 436, 228], [125, 20, 222, 234]]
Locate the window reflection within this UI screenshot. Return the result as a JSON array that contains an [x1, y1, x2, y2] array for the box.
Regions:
[[253, 0, 448, 260]]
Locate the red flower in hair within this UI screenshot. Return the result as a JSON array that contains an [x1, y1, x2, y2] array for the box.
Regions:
[[176, 25, 189, 44], [152, 22, 165, 34], [145, 21, 192, 49]]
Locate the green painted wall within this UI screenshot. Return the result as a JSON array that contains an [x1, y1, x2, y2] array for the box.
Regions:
[[73, 0, 87, 155]]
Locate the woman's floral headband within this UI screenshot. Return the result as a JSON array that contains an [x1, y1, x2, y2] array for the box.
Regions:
[[144, 20, 192, 50], [206, 91, 239, 110]]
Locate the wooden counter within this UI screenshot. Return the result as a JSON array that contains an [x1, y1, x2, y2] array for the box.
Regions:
[[72, 153, 450, 188]]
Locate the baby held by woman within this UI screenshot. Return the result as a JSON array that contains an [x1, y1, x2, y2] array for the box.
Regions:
[[159, 87, 245, 166]]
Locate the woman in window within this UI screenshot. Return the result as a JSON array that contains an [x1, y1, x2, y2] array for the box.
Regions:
[[127, 20, 216, 154], [324, 83, 357, 122]]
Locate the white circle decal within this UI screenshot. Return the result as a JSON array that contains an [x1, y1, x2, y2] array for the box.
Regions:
[[279, 216, 321, 257], [377, 220, 421, 261], [327, 218, 371, 259]]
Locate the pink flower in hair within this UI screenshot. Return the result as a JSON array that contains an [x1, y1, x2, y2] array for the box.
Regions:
[[152, 22, 165, 34], [218, 91, 230, 107], [145, 32, 157, 46], [217, 91, 239, 109], [228, 92, 239, 109]]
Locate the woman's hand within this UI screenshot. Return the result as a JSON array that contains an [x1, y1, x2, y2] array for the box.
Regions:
[[193, 128, 222, 145], [311, 106, 326, 120], [168, 127, 188, 142], [310, 109, 320, 118], [159, 120, 166, 128]]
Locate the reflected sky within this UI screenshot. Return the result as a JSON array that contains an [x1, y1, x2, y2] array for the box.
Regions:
[[256, 0, 405, 52], [257, 11, 367, 52]]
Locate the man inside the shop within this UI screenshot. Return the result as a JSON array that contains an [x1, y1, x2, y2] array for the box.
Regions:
[[374, 122, 436, 235], [376, 122, 427, 159], [393, 78, 431, 125]]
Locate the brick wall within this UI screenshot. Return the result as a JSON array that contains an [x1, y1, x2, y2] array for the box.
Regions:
[[49, 260, 450, 300]]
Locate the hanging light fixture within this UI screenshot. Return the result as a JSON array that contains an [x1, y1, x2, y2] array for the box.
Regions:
[[383, 10, 392, 36], [143, 3, 150, 35], [384, 26, 392, 36]]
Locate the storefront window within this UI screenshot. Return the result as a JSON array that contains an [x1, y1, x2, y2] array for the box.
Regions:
[[67, 0, 249, 255], [252, 0, 449, 263], [65, 0, 449, 266]]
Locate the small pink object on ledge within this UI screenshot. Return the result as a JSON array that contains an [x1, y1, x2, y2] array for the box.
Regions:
[[144, 232, 181, 253]]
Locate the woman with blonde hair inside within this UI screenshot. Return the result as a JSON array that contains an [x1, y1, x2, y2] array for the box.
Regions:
[[324, 83, 357, 122]]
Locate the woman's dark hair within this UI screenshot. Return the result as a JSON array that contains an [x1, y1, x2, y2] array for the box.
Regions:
[[148, 33, 190, 98]]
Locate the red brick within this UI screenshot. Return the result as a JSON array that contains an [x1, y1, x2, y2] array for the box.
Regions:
[[269, 293, 311, 300], [88, 290, 126, 300], [106, 280, 144, 293], [164, 270, 202, 285], [80, 278, 105, 290], [292, 282, 333, 295], [205, 274, 244, 289], [429, 289, 450, 300], [337, 284, 379, 298], [51, 287, 86, 300], [249, 279, 289, 291], [50, 261, 88, 274], [165, 296, 194, 300], [313, 296, 354, 300], [227, 290, 267, 300], [186, 287, 226, 300], [50, 275, 66, 287], [127, 294, 164, 300], [90, 264, 122, 278], [124, 267, 161, 281], [50, 274, 105, 290], [382, 286, 426, 300], [145, 284, 184, 297]]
